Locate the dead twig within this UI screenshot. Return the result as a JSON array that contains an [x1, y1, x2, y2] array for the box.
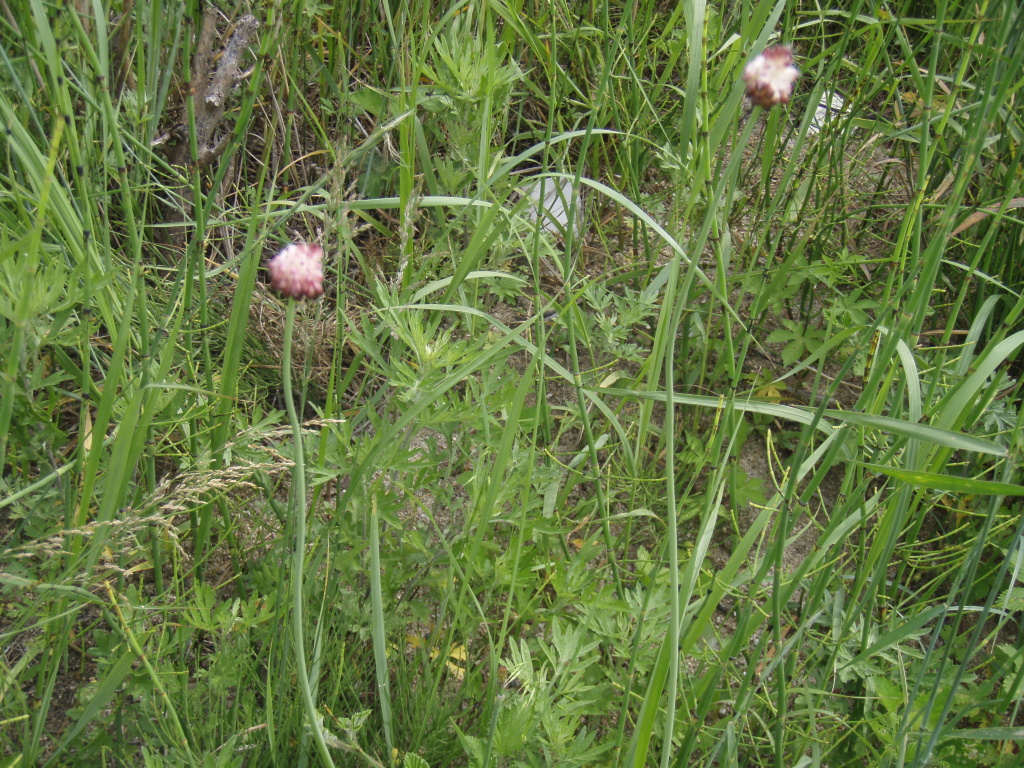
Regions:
[[163, 11, 259, 250]]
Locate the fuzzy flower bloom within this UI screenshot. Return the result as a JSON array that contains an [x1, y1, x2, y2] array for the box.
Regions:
[[743, 45, 800, 108], [268, 243, 324, 300]]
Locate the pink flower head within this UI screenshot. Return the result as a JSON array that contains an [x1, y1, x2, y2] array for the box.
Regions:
[[268, 243, 324, 300], [743, 45, 800, 108]]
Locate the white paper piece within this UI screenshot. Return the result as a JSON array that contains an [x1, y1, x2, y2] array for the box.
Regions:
[[808, 92, 846, 135], [521, 177, 583, 239]]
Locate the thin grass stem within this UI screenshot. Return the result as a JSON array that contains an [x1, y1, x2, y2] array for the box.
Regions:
[[282, 299, 336, 768]]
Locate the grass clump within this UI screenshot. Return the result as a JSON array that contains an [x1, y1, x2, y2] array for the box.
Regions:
[[2, 1, 1023, 767]]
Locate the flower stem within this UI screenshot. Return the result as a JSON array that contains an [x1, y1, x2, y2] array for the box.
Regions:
[[282, 300, 335, 767]]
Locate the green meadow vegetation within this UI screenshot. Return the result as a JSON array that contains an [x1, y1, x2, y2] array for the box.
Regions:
[[2, 0, 1024, 766]]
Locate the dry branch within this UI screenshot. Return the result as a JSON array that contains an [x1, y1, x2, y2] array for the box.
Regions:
[[164, 11, 259, 249]]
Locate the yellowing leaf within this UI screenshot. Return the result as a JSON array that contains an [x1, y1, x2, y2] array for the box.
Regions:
[[755, 384, 784, 402]]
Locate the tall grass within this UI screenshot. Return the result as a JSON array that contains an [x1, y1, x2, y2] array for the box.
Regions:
[[1, 1, 1023, 766]]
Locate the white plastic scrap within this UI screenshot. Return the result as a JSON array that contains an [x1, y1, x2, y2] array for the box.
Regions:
[[521, 177, 583, 239], [809, 92, 847, 135]]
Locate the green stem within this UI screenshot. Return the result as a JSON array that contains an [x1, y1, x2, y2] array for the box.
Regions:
[[105, 581, 197, 768], [369, 495, 395, 758], [283, 300, 336, 768]]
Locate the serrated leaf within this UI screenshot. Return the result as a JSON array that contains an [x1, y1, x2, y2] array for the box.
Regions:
[[998, 587, 1024, 611], [403, 753, 430, 768]]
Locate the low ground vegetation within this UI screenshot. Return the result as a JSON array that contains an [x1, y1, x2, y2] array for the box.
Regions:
[[2, 1, 1023, 767]]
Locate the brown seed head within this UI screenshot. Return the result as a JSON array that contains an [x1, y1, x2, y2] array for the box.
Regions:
[[268, 243, 324, 300], [743, 45, 800, 108]]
